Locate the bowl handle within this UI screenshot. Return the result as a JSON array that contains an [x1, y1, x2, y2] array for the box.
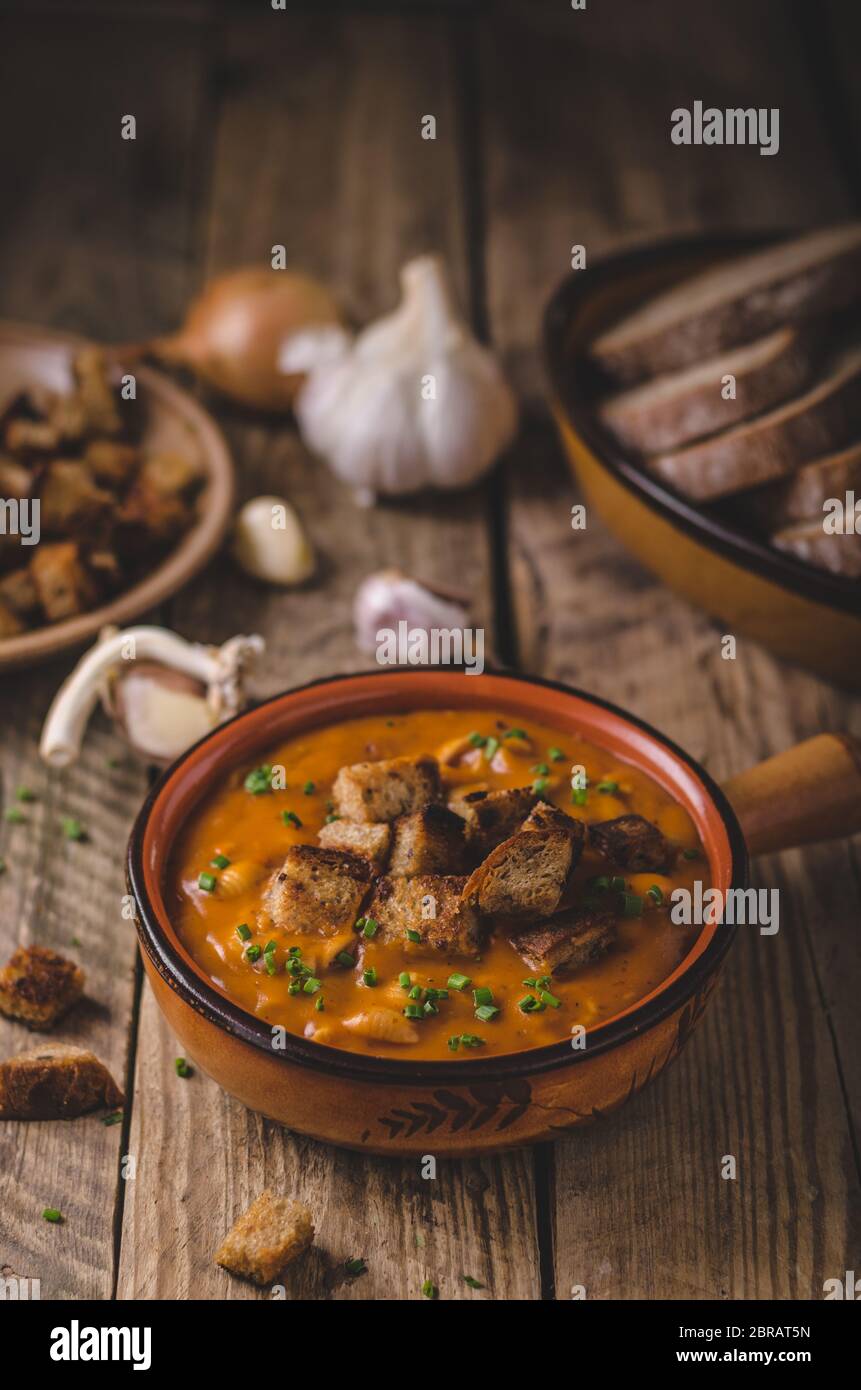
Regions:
[[722, 733, 861, 856]]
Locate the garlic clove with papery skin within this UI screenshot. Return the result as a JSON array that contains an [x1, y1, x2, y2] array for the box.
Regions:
[[232, 495, 315, 587], [106, 663, 218, 763], [289, 254, 518, 502], [353, 569, 471, 656]]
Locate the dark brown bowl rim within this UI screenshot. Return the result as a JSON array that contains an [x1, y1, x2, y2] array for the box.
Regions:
[[128, 668, 747, 1087], [543, 231, 861, 619]]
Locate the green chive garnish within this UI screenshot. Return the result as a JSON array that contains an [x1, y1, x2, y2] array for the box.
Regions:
[[282, 810, 303, 829], [62, 817, 86, 840], [423, 999, 439, 1016], [303, 780, 315, 795], [4, 808, 24, 824], [198, 871, 217, 893], [362, 967, 377, 988], [483, 736, 500, 762], [504, 728, 528, 740], [463, 1274, 485, 1289], [335, 951, 355, 968], [647, 884, 664, 905], [682, 847, 702, 860], [399, 972, 411, 989], [596, 780, 619, 794], [42, 1208, 63, 1223], [405, 929, 422, 943], [468, 732, 486, 747], [474, 1004, 499, 1022], [303, 977, 322, 995], [409, 985, 423, 1000], [533, 777, 548, 795], [211, 853, 230, 869], [447, 973, 470, 992], [473, 986, 493, 1006], [448, 1036, 460, 1051], [518, 994, 538, 1013], [16, 786, 35, 802], [539, 990, 562, 1009], [324, 813, 340, 824], [235, 923, 252, 942], [610, 875, 626, 891], [175, 1058, 191, 1078], [315, 996, 324, 1012], [344, 1257, 367, 1277], [288, 981, 300, 995], [619, 891, 644, 917], [531, 763, 550, 776], [102, 1112, 123, 1126], [422, 1279, 438, 1300], [244, 765, 273, 795], [571, 787, 588, 807], [246, 945, 262, 963], [459, 1034, 485, 1048], [362, 917, 378, 939], [404, 1004, 424, 1020]]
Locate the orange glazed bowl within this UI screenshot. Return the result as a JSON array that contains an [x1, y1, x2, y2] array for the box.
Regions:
[[127, 669, 745, 1157]]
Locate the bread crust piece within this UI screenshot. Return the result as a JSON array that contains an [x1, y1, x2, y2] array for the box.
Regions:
[[588, 814, 671, 873], [317, 819, 391, 867], [646, 345, 861, 501], [461, 815, 582, 920], [388, 805, 467, 877], [368, 875, 485, 958], [598, 327, 817, 455], [0, 1043, 124, 1120], [511, 907, 617, 976], [0, 945, 85, 1029], [771, 518, 861, 578], [29, 541, 97, 621], [745, 441, 861, 530], [333, 755, 443, 823], [590, 222, 861, 385], [262, 846, 374, 937], [448, 786, 539, 858], [215, 1191, 314, 1286]]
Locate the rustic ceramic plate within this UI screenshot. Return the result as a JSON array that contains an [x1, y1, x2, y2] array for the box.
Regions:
[[0, 320, 235, 671]]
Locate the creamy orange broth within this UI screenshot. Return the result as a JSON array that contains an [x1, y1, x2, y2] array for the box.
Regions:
[[167, 709, 707, 1060]]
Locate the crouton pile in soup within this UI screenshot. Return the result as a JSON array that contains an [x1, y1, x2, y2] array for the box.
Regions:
[[167, 709, 709, 1060]]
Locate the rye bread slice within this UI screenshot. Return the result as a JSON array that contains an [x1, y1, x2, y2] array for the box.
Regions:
[[646, 345, 861, 501], [771, 518, 861, 578], [598, 327, 817, 455], [590, 223, 861, 385], [745, 442, 861, 530]]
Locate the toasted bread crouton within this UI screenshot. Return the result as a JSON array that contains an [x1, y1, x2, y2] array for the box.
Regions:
[[523, 800, 585, 838], [333, 755, 442, 823], [0, 1043, 124, 1120], [389, 805, 466, 877], [0, 566, 40, 620], [38, 460, 112, 536], [462, 817, 580, 920], [0, 596, 23, 636], [0, 945, 85, 1029], [588, 814, 671, 872], [368, 875, 485, 958], [83, 439, 140, 486], [448, 786, 539, 857], [73, 348, 122, 436], [317, 819, 391, 867], [263, 846, 374, 936], [215, 1190, 314, 1286], [30, 542, 96, 621], [511, 907, 617, 976]]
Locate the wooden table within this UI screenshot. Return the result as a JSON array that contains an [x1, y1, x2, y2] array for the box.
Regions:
[[1, 0, 859, 1301]]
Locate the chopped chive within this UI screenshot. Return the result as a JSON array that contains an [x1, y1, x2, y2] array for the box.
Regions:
[[521, 976, 538, 988], [265, 954, 279, 976], [539, 990, 562, 1009], [362, 917, 379, 939], [303, 780, 316, 795], [647, 884, 664, 905], [362, 967, 377, 988], [458, 1034, 485, 1048], [303, 977, 322, 995], [447, 973, 471, 992], [423, 999, 439, 1016], [246, 945, 262, 963], [15, 786, 35, 802], [325, 800, 335, 813], [198, 871, 217, 893], [102, 1112, 123, 1126], [682, 847, 702, 860], [610, 875, 626, 891], [533, 777, 549, 795], [175, 1057, 191, 1078], [4, 807, 24, 824], [263, 940, 277, 954], [335, 951, 355, 968], [0, 858, 5, 874], [503, 727, 528, 740], [211, 853, 230, 869], [244, 765, 273, 795], [289, 945, 302, 956], [404, 1004, 424, 1020], [315, 996, 325, 1012], [398, 972, 411, 989], [548, 746, 566, 762], [42, 1208, 63, 1223], [463, 1274, 485, 1289], [288, 981, 300, 995], [531, 762, 550, 776], [421, 1279, 438, 1300], [448, 1036, 460, 1052], [619, 891, 644, 918], [518, 994, 539, 1013], [324, 813, 340, 824], [281, 810, 303, 829], [235, 923, 252, 942], [468, 732, 486, 747], [596, 780, 619, 794], [344, 1257, 367, 1278], [405, 929, 422, 944], [483, 736, 500, 762], [571, 787, 588, 806], [408, 985, 423, 1001], [472, 986, 493, 1007], [474, 1004, 499, 1022]]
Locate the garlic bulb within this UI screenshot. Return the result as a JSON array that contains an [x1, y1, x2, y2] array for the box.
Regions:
[[284, 255, 518, 503], [232, 495, 315, 586], [353, 569, 470, 655], [39, 626, 264, 767]]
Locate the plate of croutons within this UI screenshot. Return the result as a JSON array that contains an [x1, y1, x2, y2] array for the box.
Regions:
[[0, 321, 234, 669]]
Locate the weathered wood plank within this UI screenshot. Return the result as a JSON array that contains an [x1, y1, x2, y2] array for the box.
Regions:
[[0, 7, 210, 1298], [117, 8, 541, 1302], [480, 0, 861, 1298]]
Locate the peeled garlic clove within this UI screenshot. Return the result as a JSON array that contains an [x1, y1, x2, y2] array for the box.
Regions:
[[353, 568, 470, 656], [108, 663, 216, 763], [232, 495, 315, 587]]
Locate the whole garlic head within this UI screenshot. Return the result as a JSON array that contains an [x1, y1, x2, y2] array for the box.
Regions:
[[232, 495, 315, 586], [286, 255, 518, 503]]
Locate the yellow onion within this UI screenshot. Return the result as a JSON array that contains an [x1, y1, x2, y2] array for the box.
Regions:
[[118, 267, 342, 412]]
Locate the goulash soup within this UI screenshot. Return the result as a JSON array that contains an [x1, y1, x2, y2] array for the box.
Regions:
[[168, 709, 708, 1060]]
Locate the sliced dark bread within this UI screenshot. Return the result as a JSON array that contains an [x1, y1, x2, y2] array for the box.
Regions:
[[771, 518, 861, 578], [646, 344, 861, 501], [598, 327, 817, 455], [590, 222, 861, 384], [745, 442, 861, 530], [461, 824, 577, 920]]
